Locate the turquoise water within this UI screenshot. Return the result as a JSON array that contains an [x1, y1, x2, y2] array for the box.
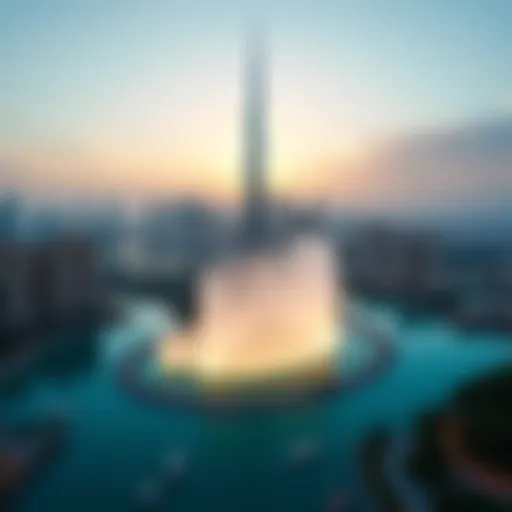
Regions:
[[1, 300, 512, 512]]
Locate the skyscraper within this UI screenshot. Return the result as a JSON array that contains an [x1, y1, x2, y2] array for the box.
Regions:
[[242, 31, 268, 242]]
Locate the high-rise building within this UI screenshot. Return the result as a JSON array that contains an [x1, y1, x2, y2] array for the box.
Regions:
[[0, 241, 38, 334], [38, 236, 102, 323], [242, 31, 269, 242], [0, 236, 103, 358]]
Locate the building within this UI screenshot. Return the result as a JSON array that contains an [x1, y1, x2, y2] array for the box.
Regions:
[[37, 236, 102, 325], [0, 241, 38, 338], [0, 194, 21, 241], [345, 223, 448, 303], [142, 200, 218, 259], [26, 205, 66, 243], [0, 236, 103, 356], [242, 31, 268, 242]]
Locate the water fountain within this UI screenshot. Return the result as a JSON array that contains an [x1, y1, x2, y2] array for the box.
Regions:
[[116, 33, 394, 411]]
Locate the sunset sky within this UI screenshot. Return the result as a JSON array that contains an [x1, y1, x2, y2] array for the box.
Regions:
[[1, 0, 512, 213]]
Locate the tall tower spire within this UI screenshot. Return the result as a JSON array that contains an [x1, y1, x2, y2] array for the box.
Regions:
[[243, 29, 268, 240]]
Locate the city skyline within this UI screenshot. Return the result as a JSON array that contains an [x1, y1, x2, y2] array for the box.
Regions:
[[2, 0, 512, 218]]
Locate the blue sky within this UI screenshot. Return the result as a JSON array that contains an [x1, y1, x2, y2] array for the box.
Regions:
[[1, 0, 512, 209]]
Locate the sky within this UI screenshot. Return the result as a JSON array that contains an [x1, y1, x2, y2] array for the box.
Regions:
[[1, 0, 512, 215]]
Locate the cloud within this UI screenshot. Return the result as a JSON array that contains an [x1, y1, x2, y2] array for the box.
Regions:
[[321, 115, 512, 219]]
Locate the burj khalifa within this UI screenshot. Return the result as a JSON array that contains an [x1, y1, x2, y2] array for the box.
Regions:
[[241, 32, 269, 243]]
